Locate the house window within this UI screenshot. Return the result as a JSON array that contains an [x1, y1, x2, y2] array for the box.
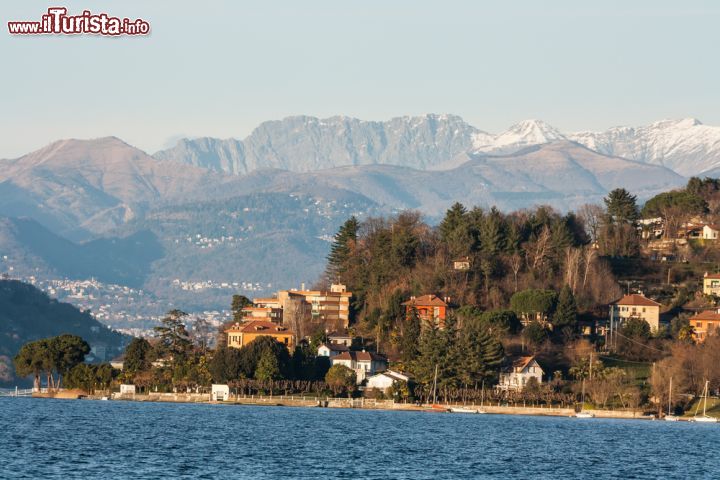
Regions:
[[698, 322, 703, 329]]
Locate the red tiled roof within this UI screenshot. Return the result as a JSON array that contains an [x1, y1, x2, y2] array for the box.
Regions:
[[401, 294, 448, 307], [225, 320, 293, 335], [691, 310, 720, 321], [705, 273, 720, 280], [614, 294, 661, 307]]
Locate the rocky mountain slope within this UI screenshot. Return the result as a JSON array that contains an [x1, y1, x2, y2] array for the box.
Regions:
[[156, 115, 720, 178]]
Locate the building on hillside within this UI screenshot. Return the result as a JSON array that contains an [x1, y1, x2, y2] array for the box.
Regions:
[[401, 294, 449, 328], [366, 370, 410, 393], [703, 224, 720, 240], [241, 297, 284, 323], [453, 257, 471, 271], [327, 331, 355, 347], [317, 342, 350, 358], [225, 320, 295, 350], [331, 350, 388, 384], [689, 309, 720, 342], [703, 273, 720, 296], [638, 217, 664, 239], [497, 356, 544, 391], [610, 294, 662, 332], [243, 284, 352, 331]]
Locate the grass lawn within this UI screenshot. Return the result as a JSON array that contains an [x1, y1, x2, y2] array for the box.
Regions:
[[683, 397, 720, 418]]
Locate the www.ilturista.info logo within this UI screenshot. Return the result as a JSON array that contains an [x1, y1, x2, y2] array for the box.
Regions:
[[8, 7, 150, 36]]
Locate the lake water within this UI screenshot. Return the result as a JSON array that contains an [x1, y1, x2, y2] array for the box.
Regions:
[[1, 398, 719, 479]]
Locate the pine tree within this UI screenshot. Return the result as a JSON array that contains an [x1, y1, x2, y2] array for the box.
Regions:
[[326, 216, 359, 282], [439, 202, 467, 243], [604, 188, 639, 224], [553, 285, 578, 330]]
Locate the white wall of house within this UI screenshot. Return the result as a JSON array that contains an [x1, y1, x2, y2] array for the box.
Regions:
[[497, 361, 543, 391], [211, 384, 230, 401]]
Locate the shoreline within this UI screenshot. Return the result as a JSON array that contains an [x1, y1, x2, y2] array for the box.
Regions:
[[26, 391, 661, 420]]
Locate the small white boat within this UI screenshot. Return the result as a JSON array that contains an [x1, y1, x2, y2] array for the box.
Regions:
[[691, 380, 717, 423], [664, 377, 680, 422], [575, 412, 595, 418], [449, 407, 480, 414], [691, 416, 717, 423], [100, 396, 109, 401]]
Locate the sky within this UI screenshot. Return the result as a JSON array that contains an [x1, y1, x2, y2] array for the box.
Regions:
[[2, 0, 720, 158]]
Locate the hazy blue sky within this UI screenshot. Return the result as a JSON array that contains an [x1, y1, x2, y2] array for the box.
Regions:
[[2, 1, 720, 158]]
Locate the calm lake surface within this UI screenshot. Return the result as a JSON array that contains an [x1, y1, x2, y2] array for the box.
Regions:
[[1, 398, 719, 479]]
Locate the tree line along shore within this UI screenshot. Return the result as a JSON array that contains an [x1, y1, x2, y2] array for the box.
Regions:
[[11, 178, 720, 419]]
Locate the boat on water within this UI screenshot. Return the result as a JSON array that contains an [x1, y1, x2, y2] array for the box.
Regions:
[[100, 396, 109, 401], [690, 380, 718, 423], [448, 407, 485, 414], [664, 377, 680, 421], [575, 379, 595, 418]]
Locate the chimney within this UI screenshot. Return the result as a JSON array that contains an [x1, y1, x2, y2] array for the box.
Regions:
[[301, 283, 305, 291]]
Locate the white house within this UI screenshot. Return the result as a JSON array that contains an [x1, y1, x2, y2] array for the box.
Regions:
[[703, 224, 720, 240], [327, 331, 354, 347], [119, 384, 136, 395], [497, 356, 544, 391], [331, 350, 388, 384], [366, 370, 410, 393], [211, 384, 230, 401], [317, 342, 350, 358]]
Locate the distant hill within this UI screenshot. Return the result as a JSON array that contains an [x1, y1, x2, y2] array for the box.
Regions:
[[0, 137, 231, 240], [0, 280, 129, 386], [0, 216, 163, 288]]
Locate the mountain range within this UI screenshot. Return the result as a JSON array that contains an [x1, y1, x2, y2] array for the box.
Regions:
[[0, 113, 718, 325], [154, 115, 720, 177]]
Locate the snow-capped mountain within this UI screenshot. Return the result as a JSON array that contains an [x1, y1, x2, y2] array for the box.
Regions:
[[472, 119, 566, 154], [568, 118, 720, 176], [156, 115, 720, 178]]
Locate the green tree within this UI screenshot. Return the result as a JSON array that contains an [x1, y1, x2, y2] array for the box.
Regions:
[[522, 322, 548, 350], [510, 289, 558, 324], [237, 336, 291, 379], [326, 216, 359, 283], [457, 319, 504, 386], [154, 310, 193, 362], [325, 364, 356, 397], [13, 340, 46, 390], [400, 308, 421, 364], [604, 188, 639, 224], [621, 317, 651, 339], [209, 347, 244, 383], [124, 337, 152, 374], [255, 347, 282, 381], [231, 295, 252, 323], [479, 310, 521, 336], [553, 285, 578, 330]]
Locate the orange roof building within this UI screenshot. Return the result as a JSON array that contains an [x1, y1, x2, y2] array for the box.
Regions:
[[689, 309, 720, 342], [225, 320, 295, 350], [402, 294, 449, 328]]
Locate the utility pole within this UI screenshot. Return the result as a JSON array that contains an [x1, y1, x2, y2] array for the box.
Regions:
[[589, 351, 593, 381], [432, 364, 439, 405]]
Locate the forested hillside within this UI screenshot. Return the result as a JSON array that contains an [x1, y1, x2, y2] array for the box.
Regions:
[[0, 280, 128, 386]]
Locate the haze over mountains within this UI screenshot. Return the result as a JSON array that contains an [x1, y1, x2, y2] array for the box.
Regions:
[[0, 113, 718, 327]]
